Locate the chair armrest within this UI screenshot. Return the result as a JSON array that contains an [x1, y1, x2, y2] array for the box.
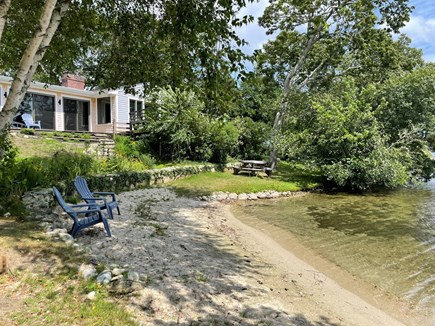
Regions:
[[74, 208, 100, 215], [70, 203, 100, 209], [11, 123, 26, 130], [92, 192, 116, 201], [81, 197, 108, 204]]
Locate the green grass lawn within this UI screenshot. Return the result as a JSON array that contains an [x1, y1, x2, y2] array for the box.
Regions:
[[11, 133, 88, 159], [167, 161, 321, 197]]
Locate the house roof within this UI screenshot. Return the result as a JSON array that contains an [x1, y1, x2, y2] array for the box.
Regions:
[[0, 75, 144, 99], [0, 75, 108, 98]]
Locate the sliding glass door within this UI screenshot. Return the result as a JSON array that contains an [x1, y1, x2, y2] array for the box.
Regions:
[[63, 98, 90, 131]]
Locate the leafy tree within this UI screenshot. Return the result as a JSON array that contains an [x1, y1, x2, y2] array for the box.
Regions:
[[281, 78, 411, 191], [0, 0, 254, 130], [140, 87, 239, 163], [374, 64, 435, 180], [375, 64, 435, 142], [336, 33, 423, 88], [237, 70, 280, 123], [234, 116, 271, 159], [89, 0, 253, 114], [257, 0, 413, 167]]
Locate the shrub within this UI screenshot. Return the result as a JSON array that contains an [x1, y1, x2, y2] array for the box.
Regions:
[[11, 151, 95, 194], [209, 120, 239, 163], [114, 135, 140, 159], [47, 150, 95, 181], [322, 146, 410, 191], [235, 117, 270, 160], [20, 128, 35, 135], [0, 130, 18, 196], [142, 87, 241, 163]]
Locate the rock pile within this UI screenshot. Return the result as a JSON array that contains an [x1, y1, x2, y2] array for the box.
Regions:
[[201, 190, 305, 202]]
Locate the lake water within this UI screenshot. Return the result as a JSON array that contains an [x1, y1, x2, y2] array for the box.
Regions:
[[230, 181, 435, 314]]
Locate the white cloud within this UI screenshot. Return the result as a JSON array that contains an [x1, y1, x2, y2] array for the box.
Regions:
[[236, 0, 270, 54], [236, 0, 435, 62], [401, 15, 435, 62]]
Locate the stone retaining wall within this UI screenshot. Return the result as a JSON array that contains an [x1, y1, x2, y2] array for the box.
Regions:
[[21, 163, 231, 217]]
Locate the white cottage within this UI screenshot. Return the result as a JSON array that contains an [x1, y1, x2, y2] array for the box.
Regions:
[[0, 74, 145, 134]]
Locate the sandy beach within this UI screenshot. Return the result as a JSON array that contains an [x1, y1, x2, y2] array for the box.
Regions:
[[74, 188, 432, 325]]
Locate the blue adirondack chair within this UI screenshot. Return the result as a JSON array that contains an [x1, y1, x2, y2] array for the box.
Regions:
[[74, 176, 120, 219], [53, 187, 111, 238]]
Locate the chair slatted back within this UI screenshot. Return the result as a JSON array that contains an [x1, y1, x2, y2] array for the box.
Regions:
[[74, 176, 95, 203], [53, 187, 75, 217]]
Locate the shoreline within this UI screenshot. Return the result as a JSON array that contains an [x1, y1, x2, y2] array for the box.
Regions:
[[223, 203, 433, 325], [74, 188, 432, 325]]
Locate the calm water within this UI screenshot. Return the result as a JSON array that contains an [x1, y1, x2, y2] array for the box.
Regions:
[[231, 181, 435, 311]]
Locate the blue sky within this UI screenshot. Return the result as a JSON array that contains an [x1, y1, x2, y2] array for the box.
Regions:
[[237, 0, 435, 62]]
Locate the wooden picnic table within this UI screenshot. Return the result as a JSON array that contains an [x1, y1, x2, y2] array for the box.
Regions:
[[233, 160, 272, 176]]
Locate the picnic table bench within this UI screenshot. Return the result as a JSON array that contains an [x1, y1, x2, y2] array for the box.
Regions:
[[233, 160, 273, 177]]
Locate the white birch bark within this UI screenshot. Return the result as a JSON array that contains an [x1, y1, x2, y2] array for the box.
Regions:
[[0, 0, 59, 130], [268, 28, 322, 167], [26, 0, 71, 82], [0, 0, 11, 42]]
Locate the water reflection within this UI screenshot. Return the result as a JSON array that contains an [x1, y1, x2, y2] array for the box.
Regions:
[[231, 182, 435, 311]]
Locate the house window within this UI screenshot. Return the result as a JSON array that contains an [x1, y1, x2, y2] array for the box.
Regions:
[[129, 99, 143, 122], [97, 98, 111, 124], [19, 93, 55, 129]]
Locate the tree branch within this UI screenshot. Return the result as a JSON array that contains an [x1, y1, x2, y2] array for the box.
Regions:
[[298, 59, 326, 90], [283, 27, 321, 94]]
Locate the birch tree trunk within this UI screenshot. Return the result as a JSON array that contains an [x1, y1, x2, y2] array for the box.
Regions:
[[268, 28, 322, 168], [0, 0, 70, 131], [26, 0, 70, 82], [0, 0, 11, 42]]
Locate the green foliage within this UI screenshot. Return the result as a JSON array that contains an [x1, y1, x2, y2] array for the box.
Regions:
[[238, 71, 281, 122], [108, 135, 155, 172], [13, 151, 94, 194], [209, 121, 239, 163], [96, 156, 153, 173], [142, 87, 240, 163], [257, 0, 413, 92], [19, 128, 35, 135], [323, 147, 409, 191], [375, 64, 435, 141], [0, 130, 17, 196], [46, 150, 94, 181], [114, 135, 140, 158], [281, 78, 418, 191], [235, 117, 270, 160]]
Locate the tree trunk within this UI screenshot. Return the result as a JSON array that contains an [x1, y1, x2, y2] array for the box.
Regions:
[[268, 29, 322, 169], [0, 0, 11, 42], [0, 0, 68, 131], [26, 1, 71, 81]]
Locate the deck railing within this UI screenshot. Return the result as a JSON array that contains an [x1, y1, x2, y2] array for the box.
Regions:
[[129, 107, 148, 134]]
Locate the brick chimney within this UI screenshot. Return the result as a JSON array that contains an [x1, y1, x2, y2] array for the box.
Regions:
[[61, 73, 86, 90]]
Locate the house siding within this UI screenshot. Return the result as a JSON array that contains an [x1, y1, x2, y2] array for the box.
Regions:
[[117, 90, 130, 124], [0, 76, 144, 134], [0, 82, 8, 110]]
